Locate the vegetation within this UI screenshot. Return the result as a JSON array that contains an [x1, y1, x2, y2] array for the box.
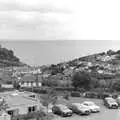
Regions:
[[0, 99, 8, 111], [72, 71, 91, 91], [0, 45, 25, 67], [2, 46, 120, 98], [41, 88, 57, 114], [13, 81, 21, 90]]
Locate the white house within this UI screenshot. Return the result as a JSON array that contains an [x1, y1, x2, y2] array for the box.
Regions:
[[0, 111, 11, 120], [1, 84, 13, 89], [19, 74, 42, 88], [0, 91, 43, 117]]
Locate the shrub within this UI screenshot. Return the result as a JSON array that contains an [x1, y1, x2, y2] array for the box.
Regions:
[[98, 92, 112, 99], [63, 92, 69, 100], [84, 92, 98, 98], [34, 89, 48, 94], [71, 91, 81, 97]]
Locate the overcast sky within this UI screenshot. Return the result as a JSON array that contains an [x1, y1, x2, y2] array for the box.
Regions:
[[1, 40, 120, 66], [0, 0, 120, 40]]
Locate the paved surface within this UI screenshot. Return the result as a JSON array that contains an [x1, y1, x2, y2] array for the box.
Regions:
[[52, 97, 120, 120]]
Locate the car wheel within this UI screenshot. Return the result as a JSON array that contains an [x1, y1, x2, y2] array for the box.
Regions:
[[61, 112, 65, 117]]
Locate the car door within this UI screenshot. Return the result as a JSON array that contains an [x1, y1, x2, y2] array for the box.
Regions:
[[73, 105, 78, 113], [52, 106, 58, 114]]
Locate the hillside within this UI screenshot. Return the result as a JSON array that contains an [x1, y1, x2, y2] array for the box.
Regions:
[[0, 45, 26, 67], [41, 49, 120, 76], [2, 48, 120, 92], [39, 50, 120, 90]]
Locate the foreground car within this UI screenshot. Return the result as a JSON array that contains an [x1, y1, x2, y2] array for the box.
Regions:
[[68, 103, 91, 115], [116, 96, 120, 106], [52, 104, 72, 117], [104, 97, 118, 109], [82, 101, 100, 113]]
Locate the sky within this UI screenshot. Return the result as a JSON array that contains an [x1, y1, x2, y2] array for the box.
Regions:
[[0, 0, 120, 40], [1, 40, 120, 66]]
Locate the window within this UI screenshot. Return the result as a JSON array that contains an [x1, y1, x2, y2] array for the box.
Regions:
[[28, 107, 32, 113], [32, 106, 36, 111], [29, 95, 35, 98], [8, 110, 14, 116], [28, 106, 36, 113]]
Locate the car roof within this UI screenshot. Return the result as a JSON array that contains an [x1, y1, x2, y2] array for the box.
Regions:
[[71, 103, 82, 107], [83, 101, 94, 104], [55, 104, 67, 108], [105, 97, 116, 102], [105, 97, 114, 100]]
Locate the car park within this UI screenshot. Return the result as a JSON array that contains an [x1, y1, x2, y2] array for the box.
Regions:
[[82, 101, 100, 113], [52, 104, 72, 117], [68, 103, 91, 115], [103, 97, 118, 109]]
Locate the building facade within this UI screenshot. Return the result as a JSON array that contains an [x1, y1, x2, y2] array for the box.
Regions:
[[0, 91, 43, 117]]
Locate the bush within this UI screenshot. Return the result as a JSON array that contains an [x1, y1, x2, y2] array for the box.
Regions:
[[22, 88, 48, 94], [34, 89, 48, 94], [84, 92, 98, 98], [98, 92, 112, 99], [112, 93, 118, 99], [71, 91, 81, 97], [77, 88, 85, 93], [63, 93, 69, 100], [112, 81, 120, 91], [55, 87, 74, 91]]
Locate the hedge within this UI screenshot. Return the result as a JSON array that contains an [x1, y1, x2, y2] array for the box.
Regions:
[[71, 91, 81, 97]]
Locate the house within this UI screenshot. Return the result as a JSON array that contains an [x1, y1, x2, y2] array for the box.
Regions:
[[19, 74, 42, 88], [0, 111, 11, 120], [0, 90, 43, 117], [1, 84, 13, 89]]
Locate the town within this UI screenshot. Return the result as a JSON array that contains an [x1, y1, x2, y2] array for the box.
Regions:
[[0, 44, 120, 120]]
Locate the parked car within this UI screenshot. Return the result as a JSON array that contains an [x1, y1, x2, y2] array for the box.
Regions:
[[68, 103, 91, 115], [101, 92, 112, 99], [97, 92, 112, 99], [103, 97, 118, 109], [116, 96, 120, 106], [81, 101, 100, 113], [71, 91, 81, 97], [52, 104, 72, 117]]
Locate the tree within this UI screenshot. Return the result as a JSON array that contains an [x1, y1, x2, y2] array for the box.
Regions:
[[0, 99, 8, 111], [112, 80, 120, 91], [13, 81, 20, 90], [42, 79, 58, 87], [107, 49, 115, 56], [72, 71, 91, 91], [99, 79, 107, 89], [90, 78, 99, 89], [41, 88, 57, 114]]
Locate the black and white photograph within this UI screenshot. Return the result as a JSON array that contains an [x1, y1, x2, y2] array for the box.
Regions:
[[0, 0, 120, 120]]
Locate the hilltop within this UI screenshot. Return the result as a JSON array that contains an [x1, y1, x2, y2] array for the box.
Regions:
[[0, 45, 26, 67]]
